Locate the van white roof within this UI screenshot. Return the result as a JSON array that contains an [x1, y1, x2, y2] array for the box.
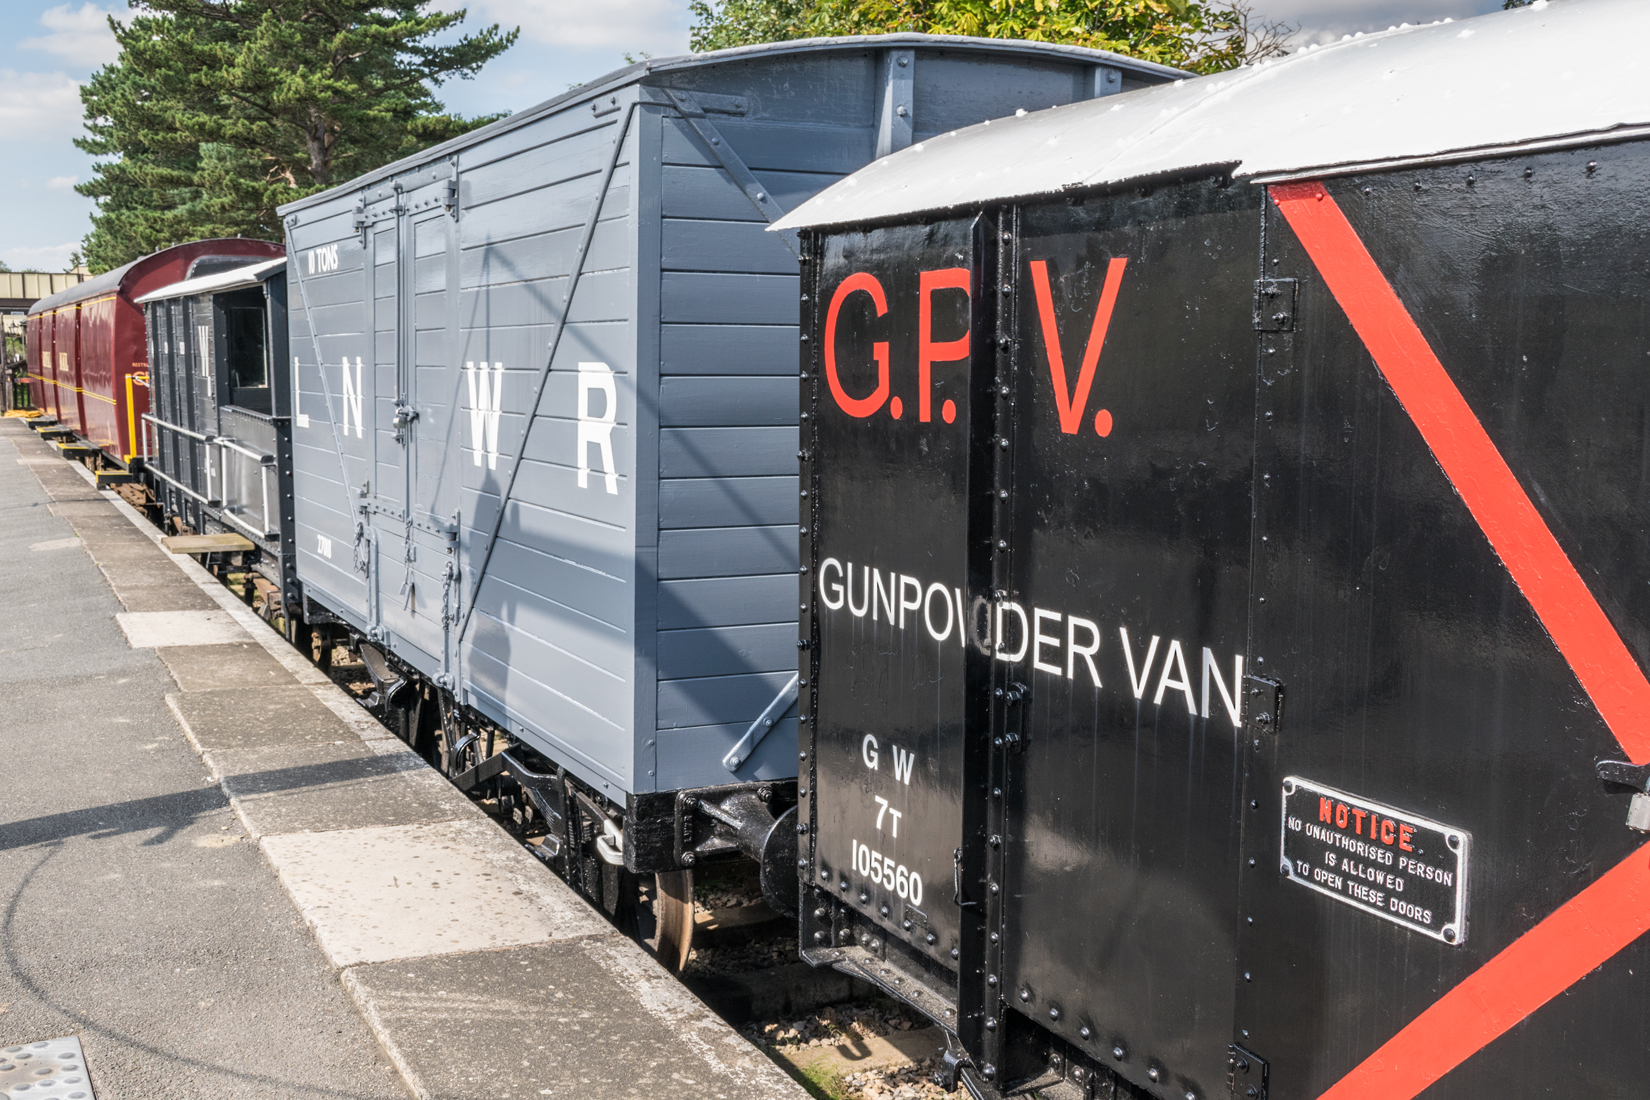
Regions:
[[135, 258, 286, 305], [773, 0, 1650, 230]]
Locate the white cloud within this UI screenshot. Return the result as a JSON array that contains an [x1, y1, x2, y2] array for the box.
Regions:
[[1, 243, 82, 272], [46, 175, 79, 190], [0, 70, 85, 141], [21, 3, 123, 69], [448, 0, 691, 55]]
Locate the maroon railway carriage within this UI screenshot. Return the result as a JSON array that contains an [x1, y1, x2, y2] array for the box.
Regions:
[[26, 239, 282, 464]]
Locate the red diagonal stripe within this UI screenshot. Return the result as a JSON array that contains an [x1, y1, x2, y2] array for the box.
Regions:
[[1272, 179, 1650, 1100], [1272, 180, 1650, 766], [1316, 841, 1650, 1100]]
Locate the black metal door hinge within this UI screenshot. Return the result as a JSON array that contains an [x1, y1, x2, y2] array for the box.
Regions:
[[1243, 674, 1284, 735], [1229, 1044, 1268, 1100], [1000, 681, 1028, 752], [1254, 279, 1297, 331]]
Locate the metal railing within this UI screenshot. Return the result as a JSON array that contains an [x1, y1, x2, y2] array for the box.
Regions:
[[141, 412, 278, 541]]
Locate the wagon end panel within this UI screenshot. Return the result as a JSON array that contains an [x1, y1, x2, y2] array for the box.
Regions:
[[648, 66, 832, 792], [1239, 144, 1650, 1100], [286, 201, 375, 631], [453, 94, 643, 799]]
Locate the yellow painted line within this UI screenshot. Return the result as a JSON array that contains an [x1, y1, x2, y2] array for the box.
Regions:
[[125, 373, 139, 457]]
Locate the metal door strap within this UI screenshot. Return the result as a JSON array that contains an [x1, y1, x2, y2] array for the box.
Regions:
[[456, 100, 640, 646], [660, 88, 801, 259], [723, 671, 799, 773]]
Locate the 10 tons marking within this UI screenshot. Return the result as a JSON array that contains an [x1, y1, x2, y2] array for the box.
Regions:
[[853, 840, 922, 905]]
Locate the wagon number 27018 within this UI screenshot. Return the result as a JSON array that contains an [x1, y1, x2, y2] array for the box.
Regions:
[[852, 839, 923, 904]]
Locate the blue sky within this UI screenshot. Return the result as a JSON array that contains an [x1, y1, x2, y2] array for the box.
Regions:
[[1, 0, 1504, 272]]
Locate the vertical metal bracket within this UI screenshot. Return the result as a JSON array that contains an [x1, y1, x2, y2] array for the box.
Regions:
[[1088, 64, 1124, 98], [1229, 1045, 1268, 1100], [876, 48, 915, 158], [661, 87, 800, 259]]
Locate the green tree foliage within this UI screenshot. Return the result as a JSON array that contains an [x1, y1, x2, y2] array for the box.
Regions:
[[77, 1, 517, 272], [690, 0, 1291, 73]]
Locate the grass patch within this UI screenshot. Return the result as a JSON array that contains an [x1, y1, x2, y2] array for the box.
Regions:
[[789, 1054, 849, 1100]]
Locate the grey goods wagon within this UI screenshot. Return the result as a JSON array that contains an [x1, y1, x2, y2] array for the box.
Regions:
[[276, 36, 1181, 916]]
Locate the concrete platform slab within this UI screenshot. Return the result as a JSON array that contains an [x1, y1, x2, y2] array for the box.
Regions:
[[208, 740, 483, 838], [261, 818, 611, 967], [157, 642, 294, 691], [113, 582, 220, 612], [117, 609, 249, 647], [101, 560, 220, 591], [0, 426, 411, 1100], [343, 940, 803, 1100], [73, 537, 167, 561], [168, 685, 358, 751]]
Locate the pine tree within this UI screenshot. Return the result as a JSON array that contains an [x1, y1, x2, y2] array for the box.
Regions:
[[77, 1, 517, 271]]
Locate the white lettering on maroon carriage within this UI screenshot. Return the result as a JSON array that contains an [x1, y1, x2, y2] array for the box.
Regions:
[[817, 557, 1244, 727], [576, 361, 618, 494]]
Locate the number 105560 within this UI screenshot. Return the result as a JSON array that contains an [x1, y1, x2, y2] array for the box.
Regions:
[[852, 839, 923, 905]]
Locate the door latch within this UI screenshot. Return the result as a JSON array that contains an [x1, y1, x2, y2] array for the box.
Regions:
[[1254, 279, 1298, 332], [392, 403, 419, 438], [1596, 760, 1650, 831], [1243, 675, 1284, 735]]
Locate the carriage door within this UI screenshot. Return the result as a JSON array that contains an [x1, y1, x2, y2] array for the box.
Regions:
[[374, 170, 456, 668], [161, 298, 203, 530], [985, 183, 1261, 1100]]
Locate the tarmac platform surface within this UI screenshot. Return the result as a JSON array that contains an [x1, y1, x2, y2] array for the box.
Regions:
[[0, 417, 806, 1100]]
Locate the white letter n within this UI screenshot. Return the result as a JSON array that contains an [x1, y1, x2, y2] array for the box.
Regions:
[[341, 357, 363, 439]]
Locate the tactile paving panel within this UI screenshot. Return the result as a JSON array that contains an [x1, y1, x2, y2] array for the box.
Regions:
[[0, 1036, 94, 1098]]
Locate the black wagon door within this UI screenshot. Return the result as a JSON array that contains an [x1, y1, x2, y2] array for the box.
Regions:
[[805, 217, 985, 986], [1238, 152, 1650, 1100], [989, 182, 1261, 1100]]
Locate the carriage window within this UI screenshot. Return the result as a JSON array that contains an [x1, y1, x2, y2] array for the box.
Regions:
[[220, 289, 270, 413]]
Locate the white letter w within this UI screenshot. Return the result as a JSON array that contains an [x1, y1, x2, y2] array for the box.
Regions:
[[465, 361, 504, 469]]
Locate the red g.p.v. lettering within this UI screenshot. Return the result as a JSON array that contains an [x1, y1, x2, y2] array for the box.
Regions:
[[1029, 257, 1127, 435]]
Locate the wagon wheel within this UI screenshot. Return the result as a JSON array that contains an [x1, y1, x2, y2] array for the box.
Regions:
[[654, 870, 694, 973]]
